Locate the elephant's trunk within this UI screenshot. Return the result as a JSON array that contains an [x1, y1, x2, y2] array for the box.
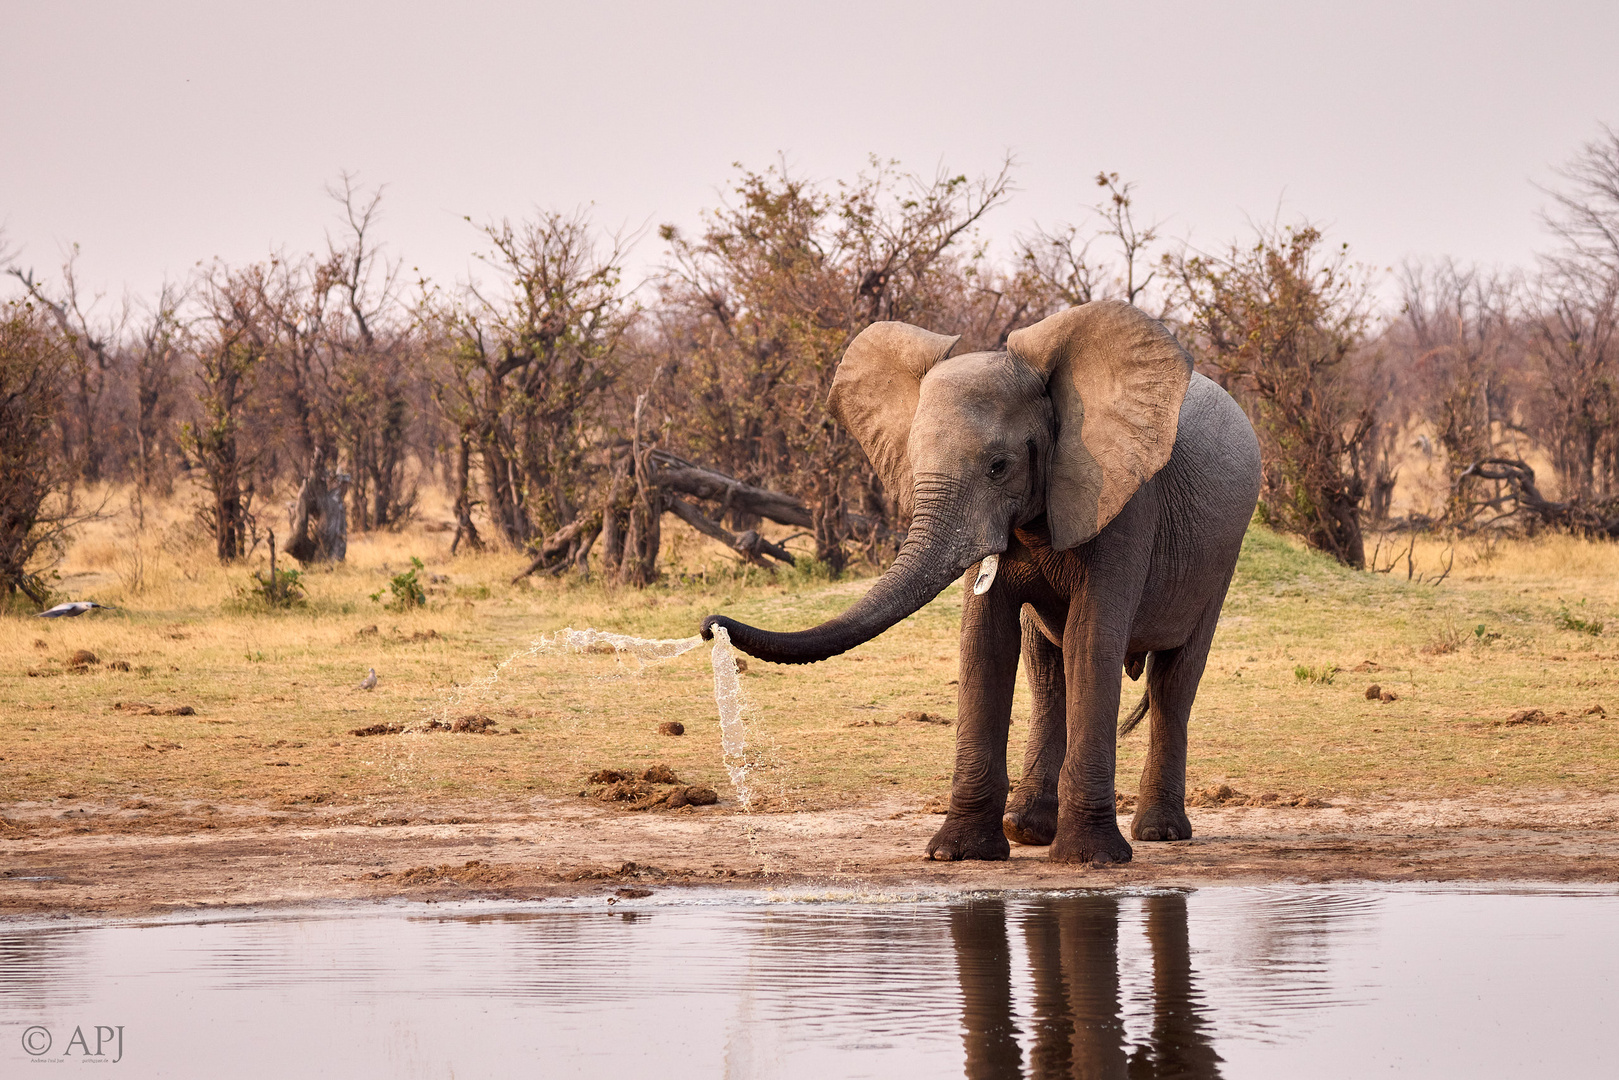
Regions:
[[701, 489, 979, 665]]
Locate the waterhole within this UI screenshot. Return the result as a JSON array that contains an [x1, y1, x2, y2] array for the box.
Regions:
[[2, 886, 1614, 1077]]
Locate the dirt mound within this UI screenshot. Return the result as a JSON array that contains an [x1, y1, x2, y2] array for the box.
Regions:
[[588, 765, 682, 785], [1187, 784, 1329, 808], [69, 650, 99, 666], [1501, 707, 1607, 727], [371, 859, 513, 887], [349, 715, 502, 737], [563, 860, 668, 882], [901, 711, 952, 725], [114, 702, 196, 716]]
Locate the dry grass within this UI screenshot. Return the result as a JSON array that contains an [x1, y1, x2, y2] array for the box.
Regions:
[[4, 484, 1619, 818]]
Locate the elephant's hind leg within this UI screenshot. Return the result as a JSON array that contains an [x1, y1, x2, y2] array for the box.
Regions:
[[1130, 603, 1221, 842], [1004, 606, 1064, 846]]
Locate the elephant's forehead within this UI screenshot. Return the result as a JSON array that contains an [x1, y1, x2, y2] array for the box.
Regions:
[[917, 352, 1042, 422]]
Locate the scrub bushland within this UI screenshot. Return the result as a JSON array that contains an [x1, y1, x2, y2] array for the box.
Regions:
[[4, 491, 1619, 818]]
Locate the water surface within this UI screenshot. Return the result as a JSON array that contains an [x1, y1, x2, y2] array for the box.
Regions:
[[1, 886, 1614, 1078]]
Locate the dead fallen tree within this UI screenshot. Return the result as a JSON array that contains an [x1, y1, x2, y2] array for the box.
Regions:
[[651, 449, 889, 538], [1455, 458, 1619, 537], [512, 448, 857, 582], [650, 450, 813, 528], [666, 494, 796, 566], [509, 513, 602, 583]]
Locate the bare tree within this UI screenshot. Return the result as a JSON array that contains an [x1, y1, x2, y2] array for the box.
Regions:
[[124, 284, 188, 496], [0, 294, 80, 605], [1391, 261, 1522, 521], [182, 263, 273, 562], [5, 248, 119, 483], [1542, 124, 1619, 277], [429, 210, 635, 552], [1017, 172, 1163, 310], [1171, 223, 1378, 566], [655, 157, 1014, 571]]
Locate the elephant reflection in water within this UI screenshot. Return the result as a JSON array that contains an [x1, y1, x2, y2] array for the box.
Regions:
[[951, 894, 1221, 1079]]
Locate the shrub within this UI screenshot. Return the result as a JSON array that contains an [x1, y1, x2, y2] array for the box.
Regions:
[[249, 565, 306, 608], [1293, 663, 1340, 685], [1556, 601, 1604, 636], [373, 556, 427, 610]]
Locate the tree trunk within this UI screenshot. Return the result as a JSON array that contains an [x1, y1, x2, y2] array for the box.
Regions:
[[284, 467, 350, 563], [618, 392, 662, 587], [812, 486, 849, 574], [599, 458, 628, 577], [451, 434, 483, 555]]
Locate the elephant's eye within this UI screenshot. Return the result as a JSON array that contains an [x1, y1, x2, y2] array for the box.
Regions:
[[988, 456, 1009, 479]]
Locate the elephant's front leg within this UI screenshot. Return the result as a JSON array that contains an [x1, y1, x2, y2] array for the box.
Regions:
[[1050, 607, 1135, 865], [1003, 606, 1065, 846], [927, 574, 1022, 862]]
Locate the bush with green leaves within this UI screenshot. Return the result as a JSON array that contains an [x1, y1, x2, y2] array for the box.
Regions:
[[247, 565, 305, 608], [372, 556, 427, 610]]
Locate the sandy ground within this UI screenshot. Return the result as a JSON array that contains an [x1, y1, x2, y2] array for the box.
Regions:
[[4, 791, 1619, 917]]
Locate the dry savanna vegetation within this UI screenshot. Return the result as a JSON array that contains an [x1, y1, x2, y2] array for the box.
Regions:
[[7, 136, 1619, 902], [4, 491, 1619, 838]]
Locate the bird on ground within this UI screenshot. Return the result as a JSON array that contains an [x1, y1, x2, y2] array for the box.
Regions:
[[37, 601, 115, 618], [358, 667, 378, 691]]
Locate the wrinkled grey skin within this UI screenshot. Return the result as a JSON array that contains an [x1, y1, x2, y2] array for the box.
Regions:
[[702, 354, 1260, 865]]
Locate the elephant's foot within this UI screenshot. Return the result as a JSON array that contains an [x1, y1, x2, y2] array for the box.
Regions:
[[927, 815, 1011, 861], [1002, 784, 1058, 846], [1049, 817, 1133, 866], [1130, 800, 1192, 842]]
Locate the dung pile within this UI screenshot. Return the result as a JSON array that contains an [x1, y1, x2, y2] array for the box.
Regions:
[[1187, 784, 1329, 808], [583, 765, 718, 810]]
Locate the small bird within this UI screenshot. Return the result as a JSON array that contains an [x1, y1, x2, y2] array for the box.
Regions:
[[37, 601, 115, 619], [358, 667, 378, 691]]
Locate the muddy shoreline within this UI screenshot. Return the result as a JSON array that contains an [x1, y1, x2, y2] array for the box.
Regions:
[[4, 792, 1619, 918]]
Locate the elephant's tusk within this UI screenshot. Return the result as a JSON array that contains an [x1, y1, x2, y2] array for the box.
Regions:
[[972, 553, 999, 595]]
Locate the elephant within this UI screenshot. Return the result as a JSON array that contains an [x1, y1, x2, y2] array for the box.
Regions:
[[701, 300, 1261, 865]]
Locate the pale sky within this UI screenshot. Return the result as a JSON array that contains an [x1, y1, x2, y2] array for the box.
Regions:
[[3, 1, 1617, 308]]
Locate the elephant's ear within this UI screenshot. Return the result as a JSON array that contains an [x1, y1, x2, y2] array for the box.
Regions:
[[1007, 301, 1192, 550], [828, 321, 962, 519]]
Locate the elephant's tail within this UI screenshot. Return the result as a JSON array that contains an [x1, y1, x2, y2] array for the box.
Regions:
[[1119, 655, 1152, 737]]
